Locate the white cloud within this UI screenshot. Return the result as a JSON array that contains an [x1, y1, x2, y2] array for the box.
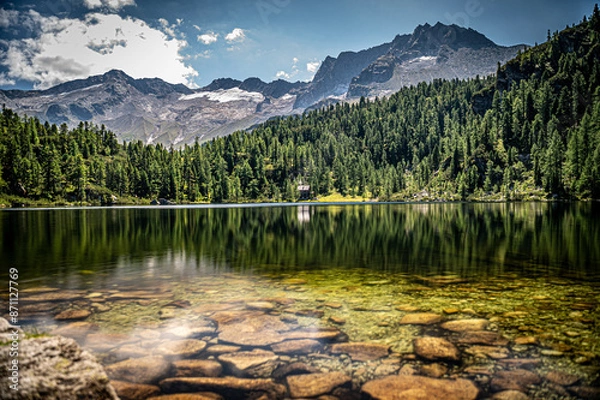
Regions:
[[193, 24, 201, 31], [197, 32, 218, 45], [0, 11, 198, 89], [0, 8, 19, 28], [307, 61, 320, 73], [292, 57, 299, 64], [275, 70, 290, 80], [0, 72, 15, 86], [83, 0, 136, 11], [225, 28, 245, 43]]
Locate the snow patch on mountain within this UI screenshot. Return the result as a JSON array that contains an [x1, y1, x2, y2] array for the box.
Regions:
[[180, 88, 265, 103]]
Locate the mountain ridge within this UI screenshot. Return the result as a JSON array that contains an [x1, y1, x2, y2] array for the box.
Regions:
[[0, 21, 525, 146]]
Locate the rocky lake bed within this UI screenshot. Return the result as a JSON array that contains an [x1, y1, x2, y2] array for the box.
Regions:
[[3, 268, 600, 400]]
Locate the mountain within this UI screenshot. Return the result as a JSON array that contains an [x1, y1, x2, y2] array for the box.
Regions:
[[0, 22, 524, 146], [1, 8, 599, 204]]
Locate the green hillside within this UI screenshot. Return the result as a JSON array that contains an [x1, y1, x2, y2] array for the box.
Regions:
[[1, 6, 599, 206]]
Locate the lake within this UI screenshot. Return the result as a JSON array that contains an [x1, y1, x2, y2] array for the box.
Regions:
[[2, 202, 600, 399]]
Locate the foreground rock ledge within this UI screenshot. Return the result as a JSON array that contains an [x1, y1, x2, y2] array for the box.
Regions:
[[361, 375, 479, 400], [0, 335, 118, 400]]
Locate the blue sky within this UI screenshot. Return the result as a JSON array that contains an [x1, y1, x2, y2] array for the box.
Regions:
[[0, 0, 595, 90]]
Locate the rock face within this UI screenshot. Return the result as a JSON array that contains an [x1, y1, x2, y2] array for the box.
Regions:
[[0, 335, 118, 400], [413, 336, 460, 362], [361, 375, 479, 400], [286, 372, 352, 398]]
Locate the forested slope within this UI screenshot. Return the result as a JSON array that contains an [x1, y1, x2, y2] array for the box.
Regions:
[[1, 7, 599, 205]]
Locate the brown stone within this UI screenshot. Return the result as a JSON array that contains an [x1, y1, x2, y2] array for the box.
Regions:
[[395, 304, 420, 312], [443, 308, 460, 314], [329, 316, 346, 325], [490, 369, 541, 392], [464, 345, 509, 359], [272, 362, 319, 379], [245, 301, 277, 311], [567, 386, 600, 399], [545, 371, 580, 386], [324, 302, 343, 309], [458, 331, 509, 346], [156, 340, 207, 359], [161, 326, 216, 340], [284, 327, 342, 341], [271, 339, 321, 354], [22, 291, 85, 302], [420, 363, 448, 378], [160, 377, 286, 399], [84, 332, 133, 352], [514, 336, 537, 345], [172, 360, 223, 378], [217, 314, 292, 346], [498, 358, 542, 368], [330, 342, 390, 362], [218, 349, 278, 377], [111, 344, 149, 360], [413, 336, 460, 362], [294, 309, 325, 318], [147, 394, 223, 400], [441, 319, 489, 332], [110, 380, 160, 400], [51, 321, 98, 342], [108, 291, 173, 300], [192, 303, 238, 314], [361, 375, 479, 400], [54, 309, 91, 321], [491, 390, 530, 400], [286, 372, 352, 398], [399, 313, 443, 325], [205, 345, 242, 354], [105, 356, 170, 384]]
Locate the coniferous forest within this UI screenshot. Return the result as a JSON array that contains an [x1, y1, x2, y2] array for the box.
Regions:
[[1, 8, 599, 205]]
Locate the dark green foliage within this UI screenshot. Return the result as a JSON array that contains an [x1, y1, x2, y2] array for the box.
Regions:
[[0, 9, 599, 203]]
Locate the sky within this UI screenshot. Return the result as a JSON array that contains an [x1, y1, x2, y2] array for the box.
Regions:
[[0, 0, 596, 91]]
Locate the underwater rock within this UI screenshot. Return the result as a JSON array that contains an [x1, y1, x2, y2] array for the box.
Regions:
[[271, 339, 321, 354], [513, 336, 537, 345], [110, 380, 161, 400], [490, 369, 541, 392], [84, 332, 133, 352], [172, 360, 223, 378], [330, 342, 390, 362], [399, 312, 443, 325], [160, 376, 286, 399], [420, 363, 449, 378], [545, 371, 580, 386], [156, 339, 207, 359], [51, 321, 99, 342], [413, 336, 460, 362], [205, 345, 242, 354], [105, 356, 171, 384], [457, 331, 509, 346], [491, 390, 530, 400], [286, 372, 352, 398], [147, 393, 224, 400], [329, 316, 346, 325], [361, 375, 479, 400], [218, 349, 279, 378], [54, 309, 91, 321], [245, 301, 277, 311], [441, 319, 489, 332]]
